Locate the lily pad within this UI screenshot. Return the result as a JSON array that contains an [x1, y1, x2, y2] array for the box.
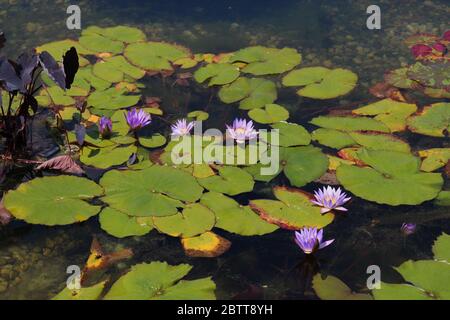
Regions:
[[248, 104, 289, 124], [283, 67, 358, 99], [373, 282, 433, 300], [313, 275, 372, 300], [218, 77, 277, 110], [433, 233, 450, 262], [83, 26, 146, 43], [181, 231, 231, 258], [187, 110, 209, 121], [100, 166, 203, 217], [52, 282, 106, 300], [103, 262, 215, 300], [36, 39, 91, 66], [93, 56, 145, 83], [200, 192, 278, 236], [80, 145, 137, 169], [139, 134, 167, 148], [153, 203, 216, 238], [79, 33, 124, 55], [385, 68, 416, 89], [310, 115, 390, 132], [99, 207, 153, 238], [419, 149, 450, 172], [3, 176, 103, 225], [194, 63, 240, 86], [197, 166, 254, 196], [311, 128, 355, 149], [407, 103, 450, 137], [407, 60, 450, 90], [250, 186, 334, 230], [229, 46, 301, 75], [435, 191, 450, 206], [336, 149, 444, 205], [270, 122, 311, 147], [87, 88, 141, 111]]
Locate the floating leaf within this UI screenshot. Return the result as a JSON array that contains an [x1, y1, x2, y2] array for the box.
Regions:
[[419, 149, 450, 172], [407, 60, 450, 90], [270, 122, 311, 147], [313, 275, 372, 300], [138, 134, 167, 148], [187, 110, 209, 121], [93, 55, 145, 83], [100, 166, 203, 217], [347, 131, 410, 153], [87, 88, 140, 111], [229, 46, 301, 75], [153, 203, 215, 238], [373, 283, 432, 300], [310, 115, 390, 132], [385, 68, 416, 89], [435, 191, 450, 206], [104, 262, 215, 300], [194, 63, 240, 86], [79, 33, 124, 55], [283, 67, 358, 99], [80, 145, 137, 169], [407, 103, 450, 137], [200, 192, 278, 236], [218, 77, 277, 110], [248, 104, 289, 124], [250, 186, 334, 230], [197, 166, 254, 196], [433, 233, 450, 262], [84, 26, 146, 43], [52, 282, 106, 300], [36, 155, 84, 175], [152, 278, 216, 300], [3, 176, 103, 225], [336, 149, 443, 205], [99, 207, 153, 238], [181, 231, 231, 258], [312, 128, 355, 149], [36, 39, 91, 66], [353, 99, 418, 132]]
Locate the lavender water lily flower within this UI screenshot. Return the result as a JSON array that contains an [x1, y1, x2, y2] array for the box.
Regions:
[[226, 118, 258, 144], [311, 186, 351, 214], [125, 108, 152, 131], [401, 223, 416, 236], [98, 116, 112, 138], [295, 227, 334, 254], [171, 119, 194, 137]]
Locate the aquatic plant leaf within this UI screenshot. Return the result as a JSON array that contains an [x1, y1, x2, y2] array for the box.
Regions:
[[0, 57, 24, 91], [347, 131, 410, 153], [3, 176, 103, 225], [419, 149, 450, 172], [194, 63, 240, 86], [197, 166, 254, 196], [187, 110, 209, 121], [139, 134, 167, 148], [200, 192, 278, 236], [79, 33, 124, 55], [270, 122, 311, 147], [310, 115, 390, 132], [250, 186, 334, 230], [63, 47, 79, 89], [42, 86, 75, 106], [229, 46, 301, 75], [100, 166, 203, 217], [99, 207, 153, 238], [93, 55, 145, 83], [52, 281, 106, 300], [104, 261, 215, 300], [83, 26, 146, 43], [218, 77, 277, 109], [124, 42, 191, 71], [283, 67, 358, 99], [435, 191, 450, 206], [153, 203, 215, 238], [385, 68, 416, 89], [80, 145, 137, 169], [353, 99, 418, 132], [181, 231, 231, 258], [77, 66, 112, 91], [372, 283, 432, 300], [433, 233, 450, 262], [87, 88, 140, 111], [407, 60, 450, 90], [312, 128, 355, 149], [313, 275, 372, 300], [174, 57, 198, 69], [152, 278, 216, 300], [407, 103, 450, 137], [36, 155, 84, 175], [36, 39, 91, 66], [248, 104, 289, 124], [336, 149, 444, 205]]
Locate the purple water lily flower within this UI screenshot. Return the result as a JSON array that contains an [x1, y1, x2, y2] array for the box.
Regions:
[[294, 227, 334, 254], [171, 119, 194, 137], [411, 44, 432, 58], [401, 223, 416, 236], [98, 116, 112, 138], [226, 118, 258, 144], [125, 108, 152, 131], [311, 186, 351, 214]]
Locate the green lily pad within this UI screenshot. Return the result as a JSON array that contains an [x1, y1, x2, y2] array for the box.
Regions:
[[310, 115, 390, 132], [250, 186, 334, 230], [336, 149, 444, 205], [139, 134, 167, 148], [83, 25, 146, 43], [407, 60, 450, 90], [218, 77, 277, 110], [197, 166, 254, 196], [248, 104, 289, 124], [435, 191, 450, 206], [373, 283, 433, 300], [153, 203, 215, 238], [93, 56, 145, 83], [229, 46, 302, 75], [52, 282, 106, 300], [419, 149, 450, 172], [124, 42, 191, 72], [313, 275, 372, 300], [3, 176, 103, 225], [200, 192, 278, 236], [270, 122, 311, 147], [181, 231, 231, 258], [407, 103, 450, 137], [80, 145, 137, 169], [100, 166, 203, 217], [77, 66, 112, 91], [103, 262, 215, 300], [187, 110, 209, 121], [87, 88, 141, 111], [99, 207, 153, 238], [352, 99, 418, 132], [433, 233, 450, 262], [385, 68, 416, 89], [312, 128, 355, 149], [283, 67, 358, 99], [348, 131, 411, 153], [79, 33, 124, 55], [194, 63, 240, 86], [43, 86, 75, 106]]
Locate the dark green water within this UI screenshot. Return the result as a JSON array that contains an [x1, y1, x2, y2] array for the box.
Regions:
[[0, 0, 449, 299]]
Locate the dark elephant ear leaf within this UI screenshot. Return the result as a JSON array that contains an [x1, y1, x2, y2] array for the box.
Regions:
[[0, 32, 5, 51], [39, 51, 66, 89], [0, 57, 23, 91], [17, 52, 39, 88], [18, 94, 38, 116], [36, 155, 84, 175], [74, 123, 86, 146], [63, 47, 79, 89]]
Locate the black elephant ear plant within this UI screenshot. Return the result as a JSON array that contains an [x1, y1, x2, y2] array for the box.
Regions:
[[0, 32, 79, 163]]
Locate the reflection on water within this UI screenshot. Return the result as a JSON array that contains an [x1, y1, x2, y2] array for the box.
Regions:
[[0, 0, 449, 299]]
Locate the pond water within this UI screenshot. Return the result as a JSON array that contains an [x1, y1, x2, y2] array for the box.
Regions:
[[0, 0, 449, 300]]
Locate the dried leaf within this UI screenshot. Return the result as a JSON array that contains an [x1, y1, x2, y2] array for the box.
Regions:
[[36, 155, 85, 175]]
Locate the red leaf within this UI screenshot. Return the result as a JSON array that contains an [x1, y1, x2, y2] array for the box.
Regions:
[[36, 155, 84, 175]]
